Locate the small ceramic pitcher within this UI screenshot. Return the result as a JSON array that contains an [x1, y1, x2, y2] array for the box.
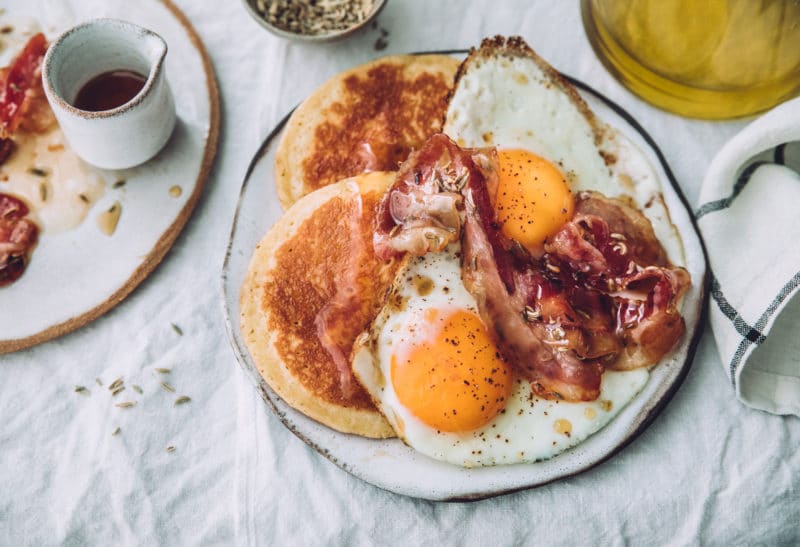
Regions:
[[42, 19, 176, 170]]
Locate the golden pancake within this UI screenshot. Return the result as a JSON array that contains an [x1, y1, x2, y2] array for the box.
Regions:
[[274, 54, 460, 209], [240, 171, 399, 438]]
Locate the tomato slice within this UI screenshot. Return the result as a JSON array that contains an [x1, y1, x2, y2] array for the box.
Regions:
[[0, 32, 48, 138]]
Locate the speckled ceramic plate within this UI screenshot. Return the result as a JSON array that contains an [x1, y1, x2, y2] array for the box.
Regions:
[[0, 0, 219, 354], [221, 54, 707, 501]]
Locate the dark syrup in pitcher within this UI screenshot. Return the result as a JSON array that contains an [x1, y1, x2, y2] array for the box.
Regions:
[[73, 70, 147, 112]]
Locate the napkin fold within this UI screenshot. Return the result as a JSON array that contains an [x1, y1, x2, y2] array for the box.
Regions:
[[696, 97, 800, 416]]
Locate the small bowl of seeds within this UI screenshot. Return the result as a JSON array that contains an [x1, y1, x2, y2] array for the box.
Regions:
[[243, 0, 387, 42]]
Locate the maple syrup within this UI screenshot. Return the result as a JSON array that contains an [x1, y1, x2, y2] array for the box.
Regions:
[[73, 70, 147, 112]]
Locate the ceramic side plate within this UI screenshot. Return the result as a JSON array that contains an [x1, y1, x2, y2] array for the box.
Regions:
[[221, 62, 707, 501], [0, 0, 219, 353]]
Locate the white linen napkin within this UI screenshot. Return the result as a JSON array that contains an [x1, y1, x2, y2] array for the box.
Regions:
[[696, 97, 800, 416]]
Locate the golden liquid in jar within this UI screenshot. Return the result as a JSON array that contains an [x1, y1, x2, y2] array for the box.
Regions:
[[581, 0, 800, 119]]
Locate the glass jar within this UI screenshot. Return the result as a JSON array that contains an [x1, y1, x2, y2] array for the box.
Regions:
[[582, 0, 800, 119]]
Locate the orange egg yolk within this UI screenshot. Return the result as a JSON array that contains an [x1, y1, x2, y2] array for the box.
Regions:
[[390, 309, 512, 432], [495, 149, 575, 252]]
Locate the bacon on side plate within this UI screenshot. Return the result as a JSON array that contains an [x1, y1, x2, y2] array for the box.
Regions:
[[373, 134, 690, 402], [0, 34, 50, 285], [0, 33, 51, 165], [0, 193, 39, 286]]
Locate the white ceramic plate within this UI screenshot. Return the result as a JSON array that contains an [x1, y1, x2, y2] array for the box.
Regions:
[[0, 0, 219, 353], [221, 60, 707, 501]]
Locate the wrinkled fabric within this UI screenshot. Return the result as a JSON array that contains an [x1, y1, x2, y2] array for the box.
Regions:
[[1, 1, 798, 545], [697, 98, 800, 416]]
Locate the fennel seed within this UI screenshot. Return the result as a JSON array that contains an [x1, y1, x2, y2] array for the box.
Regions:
[[522, 306, 541, 322], [28, 166, 48, 177]]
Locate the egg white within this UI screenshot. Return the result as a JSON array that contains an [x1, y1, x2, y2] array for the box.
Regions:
[[352, 245, 648, 467]]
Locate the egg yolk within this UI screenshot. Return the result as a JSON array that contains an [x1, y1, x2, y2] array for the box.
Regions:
[[390, 309, 512, 432], [495, 149, 575, 251]]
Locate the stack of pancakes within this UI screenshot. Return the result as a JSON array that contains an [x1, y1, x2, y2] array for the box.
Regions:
[[241, 55, 459, 438]]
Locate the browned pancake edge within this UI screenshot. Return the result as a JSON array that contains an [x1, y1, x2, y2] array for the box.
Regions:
[[274, 54, 461, 209], [240, 171, 398, 438]]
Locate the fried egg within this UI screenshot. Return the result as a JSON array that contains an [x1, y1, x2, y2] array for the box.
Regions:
[[353, 39, 685, 467], [444, 39, 685, 267], [352, 245, 648, 467]]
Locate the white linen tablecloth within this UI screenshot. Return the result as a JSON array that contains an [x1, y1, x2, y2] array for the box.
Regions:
[[2, 1, 798, 544]]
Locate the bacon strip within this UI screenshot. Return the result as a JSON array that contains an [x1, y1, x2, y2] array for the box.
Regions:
[[373, 135, 690, 402], [545, 192, 690, 371], [314, 192, 364, 397], [459, 154, 604, 401], [1, 193, 39, 287], [0, 33, 50, 165], [375, 134, 604, 401], [374, 134, 492, 261], [1, 33, 48, 137], [461, 187, 604, 401]]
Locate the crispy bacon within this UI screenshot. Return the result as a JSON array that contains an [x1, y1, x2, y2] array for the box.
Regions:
[[0, 35, 50, 285], [373, 135, 690, 402], [611, 266, 690, 369], [374, 134, 604, 400], [314, 190, 371, 398], [571, 192, 670, 268], [461, 189, 604, 400], [543, 215, 608, 275], [0, 33, 48, 137], [459, 151, 604, 401], [544, 192, 690, 370], [0, 193, 39, 286], [374, 134, 498, 261], [0, 33, 52, 165], [0, 138, 14, 164]]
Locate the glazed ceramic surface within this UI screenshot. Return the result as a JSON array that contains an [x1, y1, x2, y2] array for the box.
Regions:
[[221, 62, 708, 501], [42, 19, 177, 170], [0, 0, 219, 353]]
